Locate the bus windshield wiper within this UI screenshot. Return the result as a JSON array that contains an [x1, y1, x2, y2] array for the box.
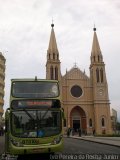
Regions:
[[23, 109, 35, 120], [41, 108, 50, 120]]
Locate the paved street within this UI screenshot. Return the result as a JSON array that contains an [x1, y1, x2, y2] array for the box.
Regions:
[[63, 137, 120, 154], [0, 136, 120, 159]]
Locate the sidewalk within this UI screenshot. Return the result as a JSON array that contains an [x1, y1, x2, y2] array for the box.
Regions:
[[68, 135, 120, 147]]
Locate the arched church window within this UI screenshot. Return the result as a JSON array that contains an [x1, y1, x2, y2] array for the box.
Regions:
[[96, 68, 99, 82], [94, 56, 95, 62], [49, 53, 50, 59], [100, 68, 103, 83], [53, 53, 55, 60], [101, 117, 105, 127], [89, 119, 92, 127], [55, 66, 58, 80], [90, 69, 93, 83], [101, 55, 103, 62], [57, 54, 59, 60], [98, 55, 100, 62], [50, 66, 54, 79]]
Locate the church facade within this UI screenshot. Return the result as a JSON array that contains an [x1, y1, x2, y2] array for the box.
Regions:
[[46, 24, 112, 135]]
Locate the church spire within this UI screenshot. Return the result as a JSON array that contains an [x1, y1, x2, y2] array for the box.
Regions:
[[91, 27, 103, 63], [46, 23, 61, 81], [47, 23, 59, 54]]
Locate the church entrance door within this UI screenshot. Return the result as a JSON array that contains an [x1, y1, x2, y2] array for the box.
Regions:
[[70, 106, 87, 134], [73, 119, 80, 132]]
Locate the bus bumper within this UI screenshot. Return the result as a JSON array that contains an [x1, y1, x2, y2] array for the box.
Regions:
[[9, 140, 63, 155]]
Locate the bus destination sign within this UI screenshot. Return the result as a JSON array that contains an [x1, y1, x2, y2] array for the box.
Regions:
[[12, 100, 53, 109]]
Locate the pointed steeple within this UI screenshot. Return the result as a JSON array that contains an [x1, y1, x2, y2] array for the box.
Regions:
[[46, 23, 61, 81], [89, 27, 111, 135], [47, 23, 59, 56], [91, 27, 103, 63]]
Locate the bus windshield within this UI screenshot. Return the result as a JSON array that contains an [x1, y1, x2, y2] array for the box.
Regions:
[[12, 81, 59, 98], [11, 110, 61, 138]]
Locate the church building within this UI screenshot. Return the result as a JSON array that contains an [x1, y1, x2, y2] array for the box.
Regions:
[[46, 23, 112, 135]]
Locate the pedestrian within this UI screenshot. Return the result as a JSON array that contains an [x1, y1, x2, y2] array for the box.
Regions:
[[72, 128, 75, 136], [85, 130, 87, 136], [78, 128, 81, 137], [1, 127, 4, 136], [67, 128, 71, 137], [93, 129, 95, 136]]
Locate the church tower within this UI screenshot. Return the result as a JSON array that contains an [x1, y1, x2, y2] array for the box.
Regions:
[[46, 23, 61, 81], [90, 27, 112, 134]]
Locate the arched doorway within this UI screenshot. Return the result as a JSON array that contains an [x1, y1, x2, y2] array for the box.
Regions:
[[70, 106, 87, 134]]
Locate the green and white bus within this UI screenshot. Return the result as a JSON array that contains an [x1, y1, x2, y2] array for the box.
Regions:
[[5, 78, 64, 155]]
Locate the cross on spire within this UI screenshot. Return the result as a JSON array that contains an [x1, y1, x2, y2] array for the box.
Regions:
[[93, 23, 96, 31], [74, 62, 77, 68], [51, 18, 54, 28]]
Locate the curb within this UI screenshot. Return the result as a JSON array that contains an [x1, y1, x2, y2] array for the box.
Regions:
[[67, 136, 120, 148]]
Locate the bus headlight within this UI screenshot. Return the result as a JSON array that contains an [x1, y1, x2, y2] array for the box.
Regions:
[[11, 138, 23, 147], [51, 135, 63, 145]]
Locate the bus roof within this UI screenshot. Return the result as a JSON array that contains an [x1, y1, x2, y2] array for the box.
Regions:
[[11, 78, 59, 83]]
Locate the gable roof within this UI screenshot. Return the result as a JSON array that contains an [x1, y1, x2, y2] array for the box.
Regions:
[[62, 66, 89, 80]]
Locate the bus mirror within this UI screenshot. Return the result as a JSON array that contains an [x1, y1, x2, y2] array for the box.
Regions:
[[6, 108, 10, 113], [5, 120, 7, 132], [5, 108, 10, 132]]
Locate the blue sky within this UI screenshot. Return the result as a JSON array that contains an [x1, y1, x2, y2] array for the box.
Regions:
[[0, 0, 120, 121]]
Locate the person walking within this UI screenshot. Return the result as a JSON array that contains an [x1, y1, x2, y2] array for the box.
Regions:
[[0, 127, 1, 136], [78, 128, 81, 137], [1, 127, 4, 136], [67, 128, 71, 137], [93, 129, 95, 136]]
